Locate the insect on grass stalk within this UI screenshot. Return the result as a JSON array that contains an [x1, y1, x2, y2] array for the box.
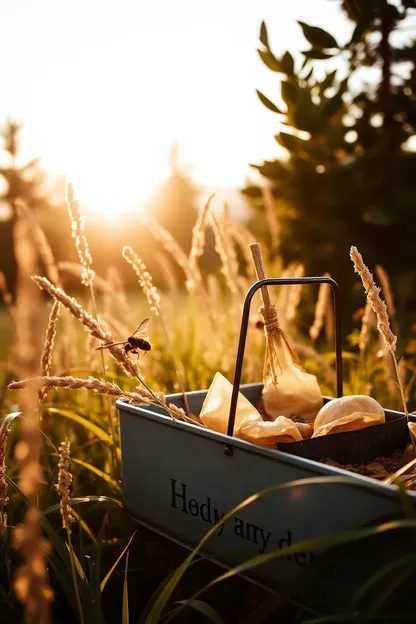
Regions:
[[67, 183, 117, 475], [122, 246, 191, 415]]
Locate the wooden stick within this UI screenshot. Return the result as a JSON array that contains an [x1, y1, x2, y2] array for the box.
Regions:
[[249, 243, 272, 311]]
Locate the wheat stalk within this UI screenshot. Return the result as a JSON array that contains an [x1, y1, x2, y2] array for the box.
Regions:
[[55, 439, 74, 532], [31, 276, 140, 379], [150, 222, 199, 290], [54, 439, 84, 623], [0, 417, 11, 541], [350, 247, 397, 352], [9, 376, 153, 404], [8, 376, 200, 426], [12, 214, 53, 622], [58, 262, 127, 309], [15, 200, 62, 288], [66, 183, 94, 287], [226, 222, 257, 281], [286, 263, 305, 323], [350, 247, 411, 437], [189, 194, 214, 276], [359, 301, 375, 353], [309, 275, 331, 343], [375, 264, 397, 333], [38, 301, 60, 401], [155, 252, 179, 295], [122, 246, 160, 314], [210, 210, 239, 295]]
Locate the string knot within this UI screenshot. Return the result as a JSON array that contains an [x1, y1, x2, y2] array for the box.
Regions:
[[260, 304, 279, 334]]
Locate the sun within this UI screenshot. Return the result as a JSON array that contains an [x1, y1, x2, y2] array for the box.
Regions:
[[61, 145, 170, 222]]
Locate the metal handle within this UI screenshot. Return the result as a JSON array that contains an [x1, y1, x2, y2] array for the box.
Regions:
[[226, 276, 343, 438]]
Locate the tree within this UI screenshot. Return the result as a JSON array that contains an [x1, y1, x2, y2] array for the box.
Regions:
[[245, 0, 416, 319], [0, 120, 55, 299], [150, 142, 200, 254]]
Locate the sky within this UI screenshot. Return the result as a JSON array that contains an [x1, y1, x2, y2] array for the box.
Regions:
[[0, 0, 351, 217]]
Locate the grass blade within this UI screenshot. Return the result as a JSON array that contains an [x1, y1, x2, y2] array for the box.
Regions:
[[122, 551, 130, 624], [71, 457, 122, 492], [46, 407, 115, 446], [100, 530, 137, 593], [144, 475, 413, 624], [43, 495, 123, 516], [170, 519, 416, 623], [174, 600, 225, 623]]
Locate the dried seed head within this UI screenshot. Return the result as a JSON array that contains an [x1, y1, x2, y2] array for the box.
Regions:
[[151, 222, 199, 290], [39, 301, 60, 401], [309, 275, 331, 343], [226, 222, 257, 281], [286, 264, 305, 323], [210, 210, 239, 295], [12, 213, 53, 622], [359, 301, 375, 353], [66, 183, 94, 287], [32, 276, 140, 379], [350, 246, 397, 352], [55, 439, 74, 532], [375, 264, 396, 330], [0, 418, 11, 541], [155, 252, 179, 295], [9, 375, 154, 406], [15, 199, 61, 288], [189, 194, 214, 276], [122, 246, 160, 314]]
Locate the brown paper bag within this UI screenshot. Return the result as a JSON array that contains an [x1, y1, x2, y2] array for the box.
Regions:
[[199, 372, 260, 434], [262, 337, 323, 424]]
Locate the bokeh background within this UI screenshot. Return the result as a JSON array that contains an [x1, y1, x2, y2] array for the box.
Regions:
[[0, 0, 415, 327]]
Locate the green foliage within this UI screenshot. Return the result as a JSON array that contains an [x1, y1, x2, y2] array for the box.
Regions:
[[281, 80, 298, 105], [0, 122, 58, 299], [298, 22, 338, 50], [257, 48, 281, 72], [248, 0, 416, 323], [255, 90, 283, 114], [281, 51, 295, 76]]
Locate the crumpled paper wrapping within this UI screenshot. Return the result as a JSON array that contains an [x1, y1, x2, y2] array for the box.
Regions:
[[262, 339, 323, 424], [236, 416, 302, 448], [312, 395, 385, 438], [199, 373, 304, 445], [199, 372, 259, 435]]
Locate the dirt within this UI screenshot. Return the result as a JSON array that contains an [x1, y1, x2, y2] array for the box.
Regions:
[[322, 447, 415, 480]]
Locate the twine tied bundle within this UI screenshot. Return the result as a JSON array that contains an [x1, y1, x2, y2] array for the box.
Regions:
[[250, 243, 302, 385], [250, 243, 323, 423]]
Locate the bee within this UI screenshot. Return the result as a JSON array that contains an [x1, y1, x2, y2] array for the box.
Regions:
[[96, 318, 151, 357]]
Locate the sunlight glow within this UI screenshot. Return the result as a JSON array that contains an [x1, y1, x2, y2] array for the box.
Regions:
[[0, 0, 347, 219]]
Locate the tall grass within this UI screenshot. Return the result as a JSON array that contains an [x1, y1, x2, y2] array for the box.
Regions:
[[0, 191, 415, 623]]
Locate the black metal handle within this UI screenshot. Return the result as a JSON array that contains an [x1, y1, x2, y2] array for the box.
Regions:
[[226, 277, 343, 438]]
